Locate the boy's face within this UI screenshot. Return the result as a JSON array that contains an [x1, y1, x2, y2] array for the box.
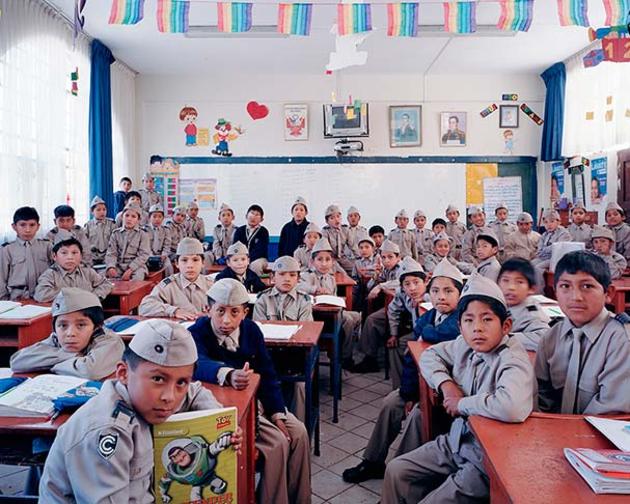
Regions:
[[54, 244, 82, 271], [304, 232, 320, 249], [128, 196, 141, 206], [177, 254, 203, 281], [170, 448, 192, 468], [470, 212, 485, 227], [219, 210, 234, 226], [401, 275, 426, 302], [227, 253, 249, 275], [371, 233, 384, 247], [326, 212, 342, 228], [382, 252, 400, 270], [517, 221, 532, 234], [246, 210, 263, 227], [123, 211, 140, 229], [292, 204, 307, 223], [446, 210, 459, 223], [498, 271, 533, 307], [495, 209, 508, 222], [120, 180, 132, 192], [92, 204, 107, 220], [414, 216, 427, 229], [395, 216, 409, 229], [188, 207, 199, 219], [209, 302, 248, 336], [173, 213, 186, 224], [460, 300, 512, 354], [12, 219, 40, 241], [606, 209, 624, 226], [144, 178, 155, 191], [429, 277, 460, 314], [54, 311, 94, 353], [117, 360, 195, 425], [555, 271, 613, 327], [55, 216, 75, 230], [476, 239, 497, 261], [572, 208, 586, 224], [347, 212, 360, 227], [150, 212, 164, 226], [593, 237, 613, 254], [358, 242, 374, 258], [434, 239, 450, 257], [433, 223, 446, 234], [544, 218, 559, 231], [274, 271, 299, 293], [313, 251, 334, 274]]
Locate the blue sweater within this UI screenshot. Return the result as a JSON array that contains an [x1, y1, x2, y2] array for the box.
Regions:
[[233, 226, 269, 262], [190, 317, 285, 416], [216, 266, 266, 293], [278, 219, 309, 257]]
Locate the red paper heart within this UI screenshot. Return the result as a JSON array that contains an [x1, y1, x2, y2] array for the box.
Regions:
[[247, 101, 269, 120]]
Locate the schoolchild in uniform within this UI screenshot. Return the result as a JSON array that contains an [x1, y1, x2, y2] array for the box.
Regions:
[[137, 172, 163, 212], [497, 258, 550, 351], [113, 176, 132, 215], [115, 191, 148, 227], [216, 242, 266, 293], [11, 288, 123, 379], [342, 258, 463, 484], [46, 205, 92, 267], [212, 203, 237, 266], [0, 206, 52, 300], [445, 204, 467, 261], [190, 279, 310, 504], [503, 212, 541, 261], [34, 236, 112, 303], [381, 274, 535, 504], [165, 205, 189, 264], [345, 206, 367, 260], [233, 204, 269, 275], [351, 235, 378, 311], [39, 319, 238, 503], [473, 228, 502, 282], [293, 222, 322, 271], [185, 201, 206, 241], [412, 210, 433, 265], [321, 204, 353, 273], [145, 204, 173, 276], [139, 238, 214, 319], [568, 200, 593, 248], [536, 250, 630, 414], [424, 232, 472, 275], [604, 201, 630, 261], [84, 196, 116, 266], [389, 209, 418, 260], [366, 239, 402, 296], [105, 203, 151, 281], [460, 205, 487, 264], [369, 225, 386, 255], [278, 197, 310, 258], [592, 226, 627, 279], [489, 202, 516, 262], [531, 208, 571, 273]]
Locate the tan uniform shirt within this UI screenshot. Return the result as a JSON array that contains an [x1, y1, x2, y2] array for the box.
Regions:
[[105, 226, 150, 274], [606, 222, 630, 261], [388, 228, 418, 260], [137, 188, 163, 212], [424, 254, 472, 275], [34, 263, 113, 303], [367, 263, 402, 291], [536, 226, 572, 261], [212, 224, 236, 260], [568, 223, 593, 249], [504, 230, 541, 261], [345, 225, 367, 259], [0, 238, 52, 300], [46, 226, 92, 267], [489, 220, 517, 260], [253, 286, 313, 322], [144, 224, 171, 257], [322, 225, 351, 260], [597, 251, 627, 280], [413, 228, 433, 263], [165, 220, 187, 257], [293, 245, 312, 271], [461, 225, 485, 264], [84, 218, 116, 264], [186, 216, 206, 241], [139, 273, 214, 317], [474, 256, 502, 282], [509, 297, 550, 352], [298, 269, 336, 295], [446, 221, 467, 260]]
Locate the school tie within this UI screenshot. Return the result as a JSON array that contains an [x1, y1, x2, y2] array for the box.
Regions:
[[561, 329, 583, 414], [278, 293, 288, 320], [435, 313, 445, 326], [24, 241, 36, 296], [222, 334, 238, 352]]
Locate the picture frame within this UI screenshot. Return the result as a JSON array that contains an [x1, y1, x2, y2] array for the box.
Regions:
[[389, 105, 422, 147], [439, 112, 467, 147], [499, 105, 519, 128], [284, 104, 308, 141]]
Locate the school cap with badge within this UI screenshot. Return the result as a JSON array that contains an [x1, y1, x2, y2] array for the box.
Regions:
[[187, 201, 199, 210], [431, 258, 464, 285], [445, 204, 459, 214], [303, 223, 323, 237], [52, 229, 77, 246], [413, 210, 426, 219], [358, 235, 375, 247], [227, 242, 249, 257], [148, 204, 164, 215], [90, 196, 106, 210], [176, 237, 204, 256], [325, 204, 342, 217], [542, 208, 560, 221], [218, 203, 234, 214], [311, 237, 334, 257], [605, 202, 624, 215], [495, 202, 508, 212], [395, 209, 408, 219], [292, 196, 308, 211], [52, 288, 102, 317], [347, 206, 360, 215], [592, 226, 615, 242], [380, 239, 401, 255], [572, 200, 587, 211], [272, 256, 300, 273], [432, 231, 452, 244], [460, 273, 507, 309], [207, 278, 250, 306], [123, 203, 143, 218], [141, 172, 155, 181], [476, 228, 499, 247], [172, 205, 187, 216], [129, 319, 197, 367], [517, 212, 533, 223], [397, 256, 425, 281], [468, 205, 484, 216]]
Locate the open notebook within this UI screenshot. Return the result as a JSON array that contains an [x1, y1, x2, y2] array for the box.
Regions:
[[255, 322, 301, 340], [0, 302, 51, 319]]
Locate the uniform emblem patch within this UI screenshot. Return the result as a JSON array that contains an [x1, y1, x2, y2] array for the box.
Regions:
[[98, 433, 118, 459]]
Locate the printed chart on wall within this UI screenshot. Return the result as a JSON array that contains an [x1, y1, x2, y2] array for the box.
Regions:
[[482, 177, 522, 221], [590, 157, 607, 207], [179, 178, 218, 210], [550, 161, 564, 208], [151, 159, 180, 214]]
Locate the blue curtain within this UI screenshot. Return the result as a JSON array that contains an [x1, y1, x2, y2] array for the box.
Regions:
[[540, 62, 566, 162], [89, 40, 115, 216]]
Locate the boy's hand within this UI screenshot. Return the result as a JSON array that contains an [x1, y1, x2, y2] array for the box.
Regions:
[[106, 267, 118, 278], [386, 335, 398, 348], [443, 396, 462, 417], [274, 419, 292, 442], [229, 362, 253, 390], [230, 426, 243, 454], [174, 308, 198, 321], [440, 381, 464, 417], [121, 269, 133, 281], [404, 401, 415, 416], [367, 286, 381, 300]]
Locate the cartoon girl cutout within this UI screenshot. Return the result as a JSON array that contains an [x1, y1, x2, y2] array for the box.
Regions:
[[179, 106, 198, 146]]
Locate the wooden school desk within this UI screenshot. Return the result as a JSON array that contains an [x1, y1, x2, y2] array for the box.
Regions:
[[102, 280, 153, 315], [334, 271, 357, 309], [469, 413, 630, 504], [0, 301, 52, 349], [145, 267, 166, 286]]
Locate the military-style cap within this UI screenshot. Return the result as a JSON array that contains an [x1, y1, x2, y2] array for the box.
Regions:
[[227, 241, 249, 257], [542, 208, 560, 221], [149, 204, 164, 215], [432, 258, 464, 284], [413, 209, 426, 219], [395, 209, 408, 219], [592, 226, 615, 242], [432, 231, 451, 244], [517, 212, 533, 223], [397, 257, 425, 280], [207, 278, 250, 306], [347, 206, 360, 215], [495, 202, 508, 212], [52, 229, 76, 245], [129, 320, 197, 367], [325, 204, 341, 217], [172, 205, 187, 216], [187, 201, 199, 210], [52, 288, 101, 317], [358, 235, 375, 247], [272, 256, 300, 273], [176, 237, 204, 256], [468, 205, 484, 216], [123, 203, 142, 217], [380, 239, 401, 255], [476, 228, 499, 247], [218, 203, 234, 214], [291, 196, 308, 211], [311, 237, 333, 256], [303, 222, 322, 237], [605, 202, 624, 214], [572, 200, 586, 211], [90, 196, 106, 209], [141, 172, 154, 181], [445, 204, 459, 214], [460, 273, 507, 309]]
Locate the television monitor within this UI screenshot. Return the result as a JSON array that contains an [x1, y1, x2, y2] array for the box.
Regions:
[[323, 103, 369, 138]]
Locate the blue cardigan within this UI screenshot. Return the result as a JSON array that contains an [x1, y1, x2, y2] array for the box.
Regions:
[[216, 266, 266, 293], [190, 317, 285, 416], [278, 219, 309, 258], [233, 226, 269, 262]]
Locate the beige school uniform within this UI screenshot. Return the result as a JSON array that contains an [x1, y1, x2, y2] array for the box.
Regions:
[[367, 263, 402, 292], [186, 216, 206, 241], [0, 238, 52, 300], [386, 289, 422, 389], [33, 263, 113, 303], [568, 223, 593, 249], [165, 220, 188, 259], [39, 380, 221, 503], [424, 254, 472, 275], [115, 209, 149, 228], [10, 328, 124, 380], [606, 222, 630, 261], [446, 221, 467, 260], [322, 225, 354, 272], [293, 245, 312, 271], [212, 224, 236, 261], [532, 226, 572, 272], [413, 228, 433, 265], [504, 230, 541, 261], [345, 225, 367, 260], [84, 218, 116, 265], [535, 308, 630, 415], [105, 226, 150, 280], [253, 286, 313, 322], [139, 273, 213, 317], [489, 220, 516, 262], [137, 188, 163, 212], [509, 297, 550, 352], [47, 226, 93, 267], [597, 251, 627, 279], [145, 224, 173, 276], [460, 225, 485, 264], [389, 228, 418, 260], [474, 256, 501, 283], [382, 335, 534, 504]]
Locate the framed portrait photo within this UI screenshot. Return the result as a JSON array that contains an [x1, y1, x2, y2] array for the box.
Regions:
[[389, 105, 422, 147], [499, 105, 519, 128], [284, 104, 308, 141], [440, 112, 467, 147]]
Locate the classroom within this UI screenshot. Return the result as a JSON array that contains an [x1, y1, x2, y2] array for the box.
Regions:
[[1, 0, 630, 502]]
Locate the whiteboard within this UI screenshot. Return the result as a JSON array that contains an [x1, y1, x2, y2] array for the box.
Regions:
[[179, 162, 468, 234]]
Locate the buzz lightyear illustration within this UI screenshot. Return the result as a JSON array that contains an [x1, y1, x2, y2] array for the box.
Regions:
[[159, 432, 233, 503]]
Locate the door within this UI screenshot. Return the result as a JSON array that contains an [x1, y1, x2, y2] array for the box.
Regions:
[[617, 149, 630, 215]]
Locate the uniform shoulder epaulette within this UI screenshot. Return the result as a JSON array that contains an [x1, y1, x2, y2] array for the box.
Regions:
[[49, 228, 59, 234], [526, 304, 539, 312], [142, 225, 150, 232], [1, 241, 9, 247], [106, 217, 115, 223], [72, 225, 82, 231], [159, 277, 172, 287], [257, 287, 272, 298], [613, 313, 630, 341], [112, 400, 136, 423]]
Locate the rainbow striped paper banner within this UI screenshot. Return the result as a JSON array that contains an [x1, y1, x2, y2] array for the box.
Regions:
[[217, 3, 253, 33], [157, 0, 189, 33], [556, 0, 589, 27], [443, 2, 476, 33], [387, 3, 419, 37], [109, 0, 145, 24], [603, 0, 630, 26], [497, 0, 534, 31], [277, 3, 313, 36], [337, 3, 373, 35]]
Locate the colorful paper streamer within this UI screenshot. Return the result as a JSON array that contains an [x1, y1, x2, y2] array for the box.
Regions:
[[443, 2, 477, 34], [497, 0, 533, 32], [387, 3, 419, 37], [157, 0, 189, 33], [602, 0, 630, 26], [556, 0, 589, 27], [337, 3, 373, 35], [108, 0, 145, 25], [217, 2, 253, 33], [277, 3, 313, 36]]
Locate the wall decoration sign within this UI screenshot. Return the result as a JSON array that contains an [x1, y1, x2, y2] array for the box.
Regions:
[[284, 104, 308, 141], [211, 118, 244, 157], [179, 106, 198, 146], [179, 178, 218, 210], [499, 105, 519, 128]]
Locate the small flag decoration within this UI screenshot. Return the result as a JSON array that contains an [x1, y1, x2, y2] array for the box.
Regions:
[[277, 3, 313, 36], [443, 2, 477, 34], [556, 0, 589, 27], [157, 0, 189, 33], [602, 0, 630, 26], [497, 0, 534, 32], [217, 3, 253, 33], [108, 0, 145, 25], [387, 3, 419, 37], [337, 3, 373, 35]]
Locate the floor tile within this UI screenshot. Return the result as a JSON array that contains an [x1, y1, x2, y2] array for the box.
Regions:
[[320, 421, 346, 442], [359, 477, 384, 496], [346, 389, 382, 404], [366, 381, 394, 395], [328, 484, 380, 504], [326, 453, 362, 477], [315, 443, 354, 468], [330, 411, 368, 431], [337, 397, 362, 412], [348, 403, 382, 421], [353, 421, 377, 440], [345, 375, 377, 389], [331, 431, 368, 455], [311, 494, 325, 504], [311, 469, 353, 500]]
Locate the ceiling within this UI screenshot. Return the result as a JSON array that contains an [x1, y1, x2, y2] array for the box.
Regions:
[[48, 0, 606, 75]]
